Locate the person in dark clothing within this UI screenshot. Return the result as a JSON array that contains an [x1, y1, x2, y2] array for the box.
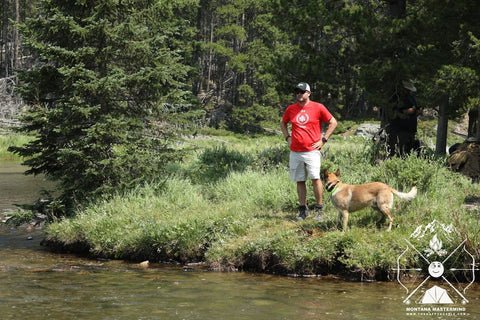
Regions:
[[387, 79, 420, 156]]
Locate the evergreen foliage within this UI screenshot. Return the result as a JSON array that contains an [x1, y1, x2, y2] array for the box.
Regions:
[[3, 0, 479, 130], [9, 0, 192, 213]]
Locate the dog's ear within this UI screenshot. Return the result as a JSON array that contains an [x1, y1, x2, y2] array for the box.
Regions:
[[335, 169, 340, 177]]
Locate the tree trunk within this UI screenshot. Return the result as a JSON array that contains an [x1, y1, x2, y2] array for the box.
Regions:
[[14, 0, 20, 69], [477, 106, 480, 141], [206, 19, 213, 92], [468, 106, 479, 141], [2, 1, 8, 77], [435, 95, 448, 155]]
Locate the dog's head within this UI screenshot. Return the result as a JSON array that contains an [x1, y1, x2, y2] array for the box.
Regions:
[[323, 169, 341, 192]]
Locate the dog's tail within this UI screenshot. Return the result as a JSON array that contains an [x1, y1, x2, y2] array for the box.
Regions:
[[392, 186, 417, 201]]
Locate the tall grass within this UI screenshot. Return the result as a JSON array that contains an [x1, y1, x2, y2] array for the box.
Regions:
[[0, 134, 31, 161], [43, 133, 480, 280]]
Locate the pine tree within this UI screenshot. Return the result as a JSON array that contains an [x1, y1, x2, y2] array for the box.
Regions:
[[10, 0, 192, 214]]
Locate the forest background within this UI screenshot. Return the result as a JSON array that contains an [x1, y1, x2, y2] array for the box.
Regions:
[[0, 0, 479, 278]]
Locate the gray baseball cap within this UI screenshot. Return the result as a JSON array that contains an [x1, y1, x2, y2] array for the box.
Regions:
[[295, 82, 311, 92]]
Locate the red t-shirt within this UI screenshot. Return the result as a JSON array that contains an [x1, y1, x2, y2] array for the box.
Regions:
[[282, 101, 333, 152]]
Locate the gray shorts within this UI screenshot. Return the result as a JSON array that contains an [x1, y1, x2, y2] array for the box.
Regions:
[[289, 150, 321, 181]]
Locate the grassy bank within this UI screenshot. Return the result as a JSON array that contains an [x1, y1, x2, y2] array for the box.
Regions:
[[42, 132, 480, 280], [0, 134, 31, 161]]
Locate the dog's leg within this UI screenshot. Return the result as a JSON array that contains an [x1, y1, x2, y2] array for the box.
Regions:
[[375, 209, 386, 229], [379, 206, 393, 231], [337, 210, 349, 231], [374, 207, 387, 229], [336, 211, 342, 229]]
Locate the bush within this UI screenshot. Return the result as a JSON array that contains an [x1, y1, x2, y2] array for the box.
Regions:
[[2, 209, 35, 226], [252, 145, 289, 171], [371, 153, 444, 190], [191, 145, 253, 183]]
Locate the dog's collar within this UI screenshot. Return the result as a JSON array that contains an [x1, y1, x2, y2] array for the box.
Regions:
[[326, 181, 340, 193]]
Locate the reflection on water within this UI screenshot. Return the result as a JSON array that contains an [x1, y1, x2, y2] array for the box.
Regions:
[[0, 161, 53, 211], [1, 162, 479, 319]]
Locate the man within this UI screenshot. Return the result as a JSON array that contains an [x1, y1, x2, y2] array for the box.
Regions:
[[387, 79, 419, 156], [280, 82, 337, 220]]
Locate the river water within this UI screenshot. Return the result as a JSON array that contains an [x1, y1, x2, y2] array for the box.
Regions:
[[1, 162, 479, 319]]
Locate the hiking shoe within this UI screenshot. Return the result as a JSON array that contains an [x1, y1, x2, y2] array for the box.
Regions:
[[297, 205, 308, 220], [313, 204, 324, 221]]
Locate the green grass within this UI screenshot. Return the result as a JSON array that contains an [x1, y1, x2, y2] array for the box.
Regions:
[[0, 134, 31, 161], [42, 130, 480, 280]]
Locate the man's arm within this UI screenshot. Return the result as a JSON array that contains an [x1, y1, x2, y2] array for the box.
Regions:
[[323, 116, 337, 141], [280, 119, 290, 141], [403, 95, 418, 115], [312, 116, 337, 150]]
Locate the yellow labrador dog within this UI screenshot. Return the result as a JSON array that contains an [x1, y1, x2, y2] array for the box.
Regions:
[[323, 169, 417, 231]]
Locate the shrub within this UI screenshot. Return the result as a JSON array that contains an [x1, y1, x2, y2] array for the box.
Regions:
[[252, 145, 289, 171], [371, 153, 443, 190], [192, 145, 253, 183]]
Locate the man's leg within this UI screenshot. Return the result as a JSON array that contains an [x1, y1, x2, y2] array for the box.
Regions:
[[297, 181, 307, 206], [290, 151, 309, 220], [387, 132, 399, 157], [397, 131, 412, 156], [300, 150, 323, 220], [312, 178, 323, 206], [297, 181, 308, 220], [312, 178, 325, 220]]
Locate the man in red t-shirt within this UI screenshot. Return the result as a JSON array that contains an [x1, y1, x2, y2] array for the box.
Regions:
[[280, 82, 337, 220]]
